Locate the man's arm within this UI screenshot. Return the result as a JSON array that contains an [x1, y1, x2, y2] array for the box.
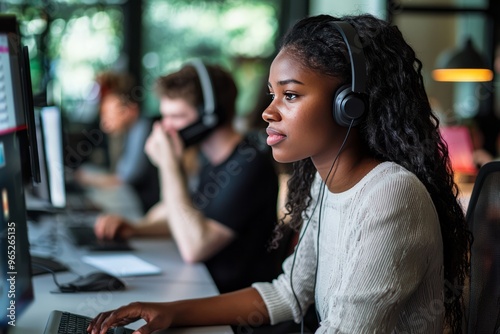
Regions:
[[94, 202, 172, 240], [160, 159, 235, 262], [146, 124, 236, 263]]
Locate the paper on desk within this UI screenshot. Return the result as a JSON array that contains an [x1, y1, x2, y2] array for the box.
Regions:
[[82, 254, 162, 277]]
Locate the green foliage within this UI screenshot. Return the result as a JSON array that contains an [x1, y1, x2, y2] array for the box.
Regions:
[[142, 0, 279, 116], [2, 0, 279, 120]]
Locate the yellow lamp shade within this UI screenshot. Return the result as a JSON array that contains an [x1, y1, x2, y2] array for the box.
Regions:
[[433, 38, 493, 82], [432, 68, 494, 82]]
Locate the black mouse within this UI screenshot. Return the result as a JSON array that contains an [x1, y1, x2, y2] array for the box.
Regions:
[[58, 271, 126, 292]]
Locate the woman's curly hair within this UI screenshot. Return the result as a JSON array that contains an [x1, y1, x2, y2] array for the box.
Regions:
[[272, 14, 471, 333]]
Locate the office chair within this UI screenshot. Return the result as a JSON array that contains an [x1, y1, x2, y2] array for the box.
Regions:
[[466, 161, 500, 333]]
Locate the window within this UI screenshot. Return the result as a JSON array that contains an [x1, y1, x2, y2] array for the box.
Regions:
[[2, 0, 280, 122]]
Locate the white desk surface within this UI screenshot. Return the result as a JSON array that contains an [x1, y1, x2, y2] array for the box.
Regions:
[[14, 184, 233, 333]]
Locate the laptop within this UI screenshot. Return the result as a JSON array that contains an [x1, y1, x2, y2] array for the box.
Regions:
[[43, 310, 134, 334], [66, 224, 133, 251], [55, 209, 132, 251]]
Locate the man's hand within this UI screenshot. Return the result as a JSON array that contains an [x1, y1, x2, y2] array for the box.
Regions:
[[94, 214, 136, 240]]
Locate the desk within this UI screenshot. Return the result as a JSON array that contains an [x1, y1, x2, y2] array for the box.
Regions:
[[14, 184, 233, 334]]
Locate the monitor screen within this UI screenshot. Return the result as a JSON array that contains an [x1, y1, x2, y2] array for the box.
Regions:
[[38, 106, 66, 209], [0, 14, 35, 332], [0, 16, 40, 187]]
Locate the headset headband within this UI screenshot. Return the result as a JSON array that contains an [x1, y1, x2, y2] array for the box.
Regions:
[[189, 59, 215, 116], [178, 59, 221, 147], [330, 21, 367, 95]]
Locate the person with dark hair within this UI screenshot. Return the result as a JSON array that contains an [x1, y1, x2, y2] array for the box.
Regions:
[[88, 14, 471, 334], [75, 71, 160, 213], [92, 62, 282, 294]]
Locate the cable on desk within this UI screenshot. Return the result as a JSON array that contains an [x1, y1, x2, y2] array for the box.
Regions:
[[31, 262, 82, 292]]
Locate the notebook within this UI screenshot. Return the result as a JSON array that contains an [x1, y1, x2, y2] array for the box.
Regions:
[[82, 254, 162, 277]]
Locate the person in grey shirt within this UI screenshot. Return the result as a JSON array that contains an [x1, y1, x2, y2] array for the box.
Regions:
[[76, 71, 159, 213]]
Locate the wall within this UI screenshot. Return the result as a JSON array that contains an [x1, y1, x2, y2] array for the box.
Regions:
[[394, 12, 457, 122], [309, 0, 492, 126]]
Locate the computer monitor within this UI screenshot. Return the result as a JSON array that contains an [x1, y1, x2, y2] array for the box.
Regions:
[[24, 107, 51, 209], [0, 133, 34, 333], [0, 18, 40, 187], [27, 106, 66, 210], [40, 106, 66, 208], [0, 14, 35, 334]]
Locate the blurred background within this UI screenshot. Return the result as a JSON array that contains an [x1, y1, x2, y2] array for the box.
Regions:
[[1, 0, 499, 175]]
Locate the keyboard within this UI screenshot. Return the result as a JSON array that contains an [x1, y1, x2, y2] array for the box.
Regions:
[[43, 310, 134, 334], [67, 225, 133, 251], [65, 193, 102, 212], [31, 255, 69, 276]]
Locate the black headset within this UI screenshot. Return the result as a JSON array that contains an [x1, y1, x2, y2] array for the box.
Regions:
[[178, 59, 225, 147], [330, 21, 367, 127]]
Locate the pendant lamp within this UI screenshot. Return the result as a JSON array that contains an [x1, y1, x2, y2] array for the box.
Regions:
[[432, 37, 493, 82]]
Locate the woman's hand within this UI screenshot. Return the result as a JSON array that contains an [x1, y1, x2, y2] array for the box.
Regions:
[[94, 214, 136, 240], [88, 302, 174, 334]]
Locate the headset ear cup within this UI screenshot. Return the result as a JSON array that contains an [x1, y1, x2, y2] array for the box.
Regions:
[[333, 84, 366, 127]]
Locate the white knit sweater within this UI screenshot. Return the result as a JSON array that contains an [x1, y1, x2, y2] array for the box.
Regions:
[[253, 162, 444, 333]]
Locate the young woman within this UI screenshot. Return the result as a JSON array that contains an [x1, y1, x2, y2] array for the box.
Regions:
[[88, 13, 471, 334]]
